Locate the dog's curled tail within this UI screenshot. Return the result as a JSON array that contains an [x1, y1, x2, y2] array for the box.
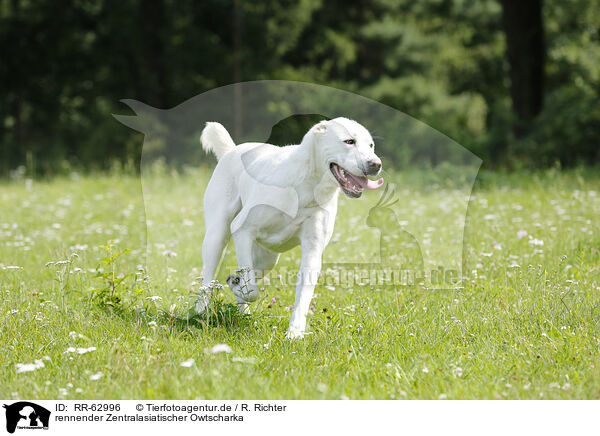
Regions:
[[200, 122, 236, 160]]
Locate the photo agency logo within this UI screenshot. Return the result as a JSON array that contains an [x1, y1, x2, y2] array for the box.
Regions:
[[3, 402, 50, 433], [114, 81, 481, 299]]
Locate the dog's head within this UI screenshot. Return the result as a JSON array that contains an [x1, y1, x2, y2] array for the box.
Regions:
[[307, 117, 384, 198]]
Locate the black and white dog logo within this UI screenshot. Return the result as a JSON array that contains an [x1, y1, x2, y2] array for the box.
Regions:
[[3, 402, 50, 434]]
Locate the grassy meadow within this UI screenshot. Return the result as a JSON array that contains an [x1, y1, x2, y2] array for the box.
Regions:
[[1, 166, 599, 399]]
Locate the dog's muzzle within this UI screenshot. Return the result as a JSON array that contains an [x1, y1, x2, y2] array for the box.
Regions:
[[330, 162, 384, 198], [364, 158, 382, 176]]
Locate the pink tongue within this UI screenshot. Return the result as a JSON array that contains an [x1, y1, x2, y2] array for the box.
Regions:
[[354, 175, 384, 190]]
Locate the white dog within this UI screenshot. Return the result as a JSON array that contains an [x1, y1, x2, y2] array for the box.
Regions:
[[198, 117, 383, 338]]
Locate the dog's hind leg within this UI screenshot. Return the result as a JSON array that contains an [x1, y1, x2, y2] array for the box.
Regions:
[[202, 221, 230, 284], [198, 189, 240, 313], [197, 219, 231, 314]]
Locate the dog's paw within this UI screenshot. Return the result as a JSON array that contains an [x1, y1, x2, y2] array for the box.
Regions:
[[227, 273, 245, 300], [227, 273, 259, 303], [285, 328, 305, 340], [226, 273, 241, 287]]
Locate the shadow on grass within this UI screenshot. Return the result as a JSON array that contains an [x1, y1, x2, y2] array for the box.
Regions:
[[164, 297, 253, 332], [92, 297, 254, 337]]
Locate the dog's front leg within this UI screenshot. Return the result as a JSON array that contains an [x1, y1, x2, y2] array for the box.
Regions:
[[229, 230, 261, 310], [286, 236, 325, 339]]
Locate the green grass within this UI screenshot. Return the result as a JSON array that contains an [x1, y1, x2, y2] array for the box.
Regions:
[[1, 167, 599, 399]]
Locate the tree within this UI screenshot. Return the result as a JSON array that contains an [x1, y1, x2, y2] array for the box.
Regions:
[[499, 0, 546, 137]]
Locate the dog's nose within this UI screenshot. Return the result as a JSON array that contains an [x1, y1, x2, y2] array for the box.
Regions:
[[366, 158, 382, 175]]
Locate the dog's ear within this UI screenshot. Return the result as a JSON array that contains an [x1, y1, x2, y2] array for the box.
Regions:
[[313, 120, 328, 135]]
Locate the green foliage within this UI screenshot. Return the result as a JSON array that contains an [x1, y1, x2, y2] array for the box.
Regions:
[[522, 85, 600, 166], [517, 0, 600, 166], [0, 0, 598, 172], [90, 243, 136, 309]]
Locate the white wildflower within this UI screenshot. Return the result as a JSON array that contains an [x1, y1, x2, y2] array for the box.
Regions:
[[65, 347, 96, 355], [208, 344, 232, 354], [180, 358, 195, 368], [146, 296, 162, 301], [16, 360, 45, 373], [517, 230, 528, 239]]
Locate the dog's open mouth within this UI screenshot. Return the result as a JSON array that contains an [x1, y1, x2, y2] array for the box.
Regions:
[[330, 163, 384, 198]]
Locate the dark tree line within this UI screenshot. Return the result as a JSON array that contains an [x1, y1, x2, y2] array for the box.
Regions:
[[0, 0, 598, 175]]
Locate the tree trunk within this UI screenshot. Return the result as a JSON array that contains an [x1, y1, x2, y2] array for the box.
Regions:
[[233, 0, 243, 140], [139, 0, 168, 108], [499, 0, 546, 138]]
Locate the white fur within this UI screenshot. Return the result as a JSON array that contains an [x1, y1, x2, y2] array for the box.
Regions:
[[199, 118, 381, 339], [200, 122, 236, 160]]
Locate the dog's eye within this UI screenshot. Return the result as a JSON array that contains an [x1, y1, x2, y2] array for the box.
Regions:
[[344, 139, 355, 145]]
